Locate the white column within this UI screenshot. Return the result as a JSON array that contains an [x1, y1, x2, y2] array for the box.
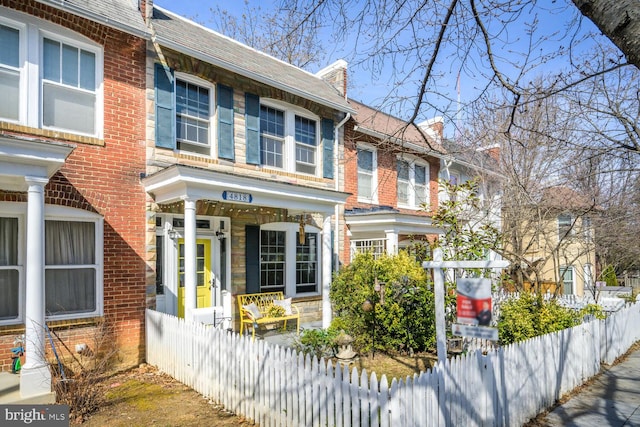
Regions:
[[385, 229, 398, 256], [21, 177, 52, 398], [322, 215, 332, 329], [183, 197, 197, 321], [432, 248, 447, 364]]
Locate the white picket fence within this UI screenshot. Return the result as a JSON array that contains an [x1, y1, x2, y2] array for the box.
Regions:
[[146, 302, 640, 427]]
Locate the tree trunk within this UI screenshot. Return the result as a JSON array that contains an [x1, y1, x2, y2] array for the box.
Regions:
[[572, 0, 640, 69]]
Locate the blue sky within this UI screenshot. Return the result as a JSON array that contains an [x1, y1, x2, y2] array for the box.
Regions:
[[152, 1, 602, 138]]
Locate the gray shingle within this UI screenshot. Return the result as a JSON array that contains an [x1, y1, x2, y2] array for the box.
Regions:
[[36, 0, 148, 37], [151, 6, 354, 114]]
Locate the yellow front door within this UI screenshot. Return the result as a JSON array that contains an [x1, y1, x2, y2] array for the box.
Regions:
[[177, 238, 212, 318]]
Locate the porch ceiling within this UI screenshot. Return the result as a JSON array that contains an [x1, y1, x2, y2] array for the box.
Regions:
[[143, 164, 350, 214], [345, 210, 443, 235], [0, 136, 74, 191]]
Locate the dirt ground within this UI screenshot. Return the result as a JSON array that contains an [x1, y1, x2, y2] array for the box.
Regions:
[[79, 352, 435, 426], [82, 365, 254, 426]]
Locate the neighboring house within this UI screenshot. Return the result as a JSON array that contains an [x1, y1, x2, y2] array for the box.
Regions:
[[342, 101, 502, 265], [342, 100, 443, 262], [507, 186, 597, 295], [142, 5, 355, 330], [0, 0, 149, 399]]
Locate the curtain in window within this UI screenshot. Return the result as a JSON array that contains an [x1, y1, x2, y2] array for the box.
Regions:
[[45, 221, 96, 315], [0, 217, 19, 320]]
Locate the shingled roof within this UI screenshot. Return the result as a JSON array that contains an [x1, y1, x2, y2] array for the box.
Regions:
[[35, 0, 148, 37], [349, 99, 445, 154], [151, 6, 355, 115]]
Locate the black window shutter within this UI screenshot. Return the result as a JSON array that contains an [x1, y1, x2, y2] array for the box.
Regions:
[[322, 118, 335, 178], [217, 84, 235, 160], [154, 63, 175, 149], [245, 225, 261, 294], [245, 92, 261, 165]]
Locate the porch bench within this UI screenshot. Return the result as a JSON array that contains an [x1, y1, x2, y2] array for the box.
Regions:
[[237, 292, 300, 339]]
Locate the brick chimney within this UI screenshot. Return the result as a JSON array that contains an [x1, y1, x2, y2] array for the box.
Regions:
[[417, 117, 444, 142], [139, 0, 153, 22], [316, 60, 348, 98]]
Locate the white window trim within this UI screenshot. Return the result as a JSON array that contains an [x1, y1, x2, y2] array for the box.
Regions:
[[260, 98, 321, 177], [260, 222, 321, 297], [0, 7, 104, 138], [174, 72, 215, 154], [397, 155, 430, 210], [357, 142, 378, 204], [0, 202, 104, 324]]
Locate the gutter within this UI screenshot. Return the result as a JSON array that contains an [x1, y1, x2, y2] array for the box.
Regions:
[[35, 0, 150, 38], [154, 35, 356, 115], [334, 112, 351, 271]]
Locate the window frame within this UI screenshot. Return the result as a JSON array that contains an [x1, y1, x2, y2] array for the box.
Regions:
[[350, 238, 386, 261], [259, 222, 321, 297], [0, 203, 104, 325], [558, 213, 573, 240], [559, 265, 574, 295], [357, 143, 378, 204], [174, 72, 214, 154], [259, 99, 321, 177], [0, 8, 104, 138], [397, 156, 430, 209]]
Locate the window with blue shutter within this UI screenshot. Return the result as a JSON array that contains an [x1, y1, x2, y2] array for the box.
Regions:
[[245, 93, 260, 165], [217, 84, 234, 160], [154, 63, 175, 149], [322, 118, 335, 179]]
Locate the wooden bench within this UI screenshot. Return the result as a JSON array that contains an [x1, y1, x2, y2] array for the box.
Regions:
[[237, 292, 300, 339]]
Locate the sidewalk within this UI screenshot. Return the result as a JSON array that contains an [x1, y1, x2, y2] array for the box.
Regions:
[[541, 347, 640, 426]]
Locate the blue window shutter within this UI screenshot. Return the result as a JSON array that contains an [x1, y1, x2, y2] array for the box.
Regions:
[[217, 84, 235, 160], [154, 63, 175, 149], [245, 225, 261, 293], [322, 118, 335, 179], [245, 93, 260, 165]]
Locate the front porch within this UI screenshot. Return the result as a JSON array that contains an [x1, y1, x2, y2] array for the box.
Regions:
[[0, 372, 55, 404]]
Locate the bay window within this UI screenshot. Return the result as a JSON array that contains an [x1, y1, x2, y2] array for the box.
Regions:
[[0, 23, 20, 122]]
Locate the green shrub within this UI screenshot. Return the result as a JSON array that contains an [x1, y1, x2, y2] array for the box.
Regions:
[[292, 328, 338, 359], [600, 265, 618, 287], [330, 251, 434, 354], [497, 293, 602, 345]]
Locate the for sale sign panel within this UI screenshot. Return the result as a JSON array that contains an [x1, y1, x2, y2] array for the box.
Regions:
[[456, 277, 492, 326]]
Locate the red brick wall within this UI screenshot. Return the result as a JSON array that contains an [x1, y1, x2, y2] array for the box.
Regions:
[[0, 1, 147, 369]]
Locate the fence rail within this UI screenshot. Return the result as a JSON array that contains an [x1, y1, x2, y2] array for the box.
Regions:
[[146, 302, 640, 427]]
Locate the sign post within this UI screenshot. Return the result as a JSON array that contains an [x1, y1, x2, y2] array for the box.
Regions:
[[423, 248, 509, 363]]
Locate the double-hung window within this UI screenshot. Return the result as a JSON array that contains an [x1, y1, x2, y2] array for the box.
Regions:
[[558, 214, 573, 239], [0, 23, 20, 122], [176, 77, 210, 153], [357, 146, 377, 203], [260, 105, 285, 168], [397, 158, 429, 208], [258, 224, 320, 296], [258, 101, 319, 175], [0, 216, 20, 322], [0, 205, 103, 325], [560, 266, 573, 295], [0, 10, 103, 137]]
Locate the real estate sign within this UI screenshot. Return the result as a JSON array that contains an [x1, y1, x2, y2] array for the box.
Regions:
[[456, 277, 492, 326]]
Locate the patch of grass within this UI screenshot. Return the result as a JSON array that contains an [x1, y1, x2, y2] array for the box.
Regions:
[[344, 352, 437, 381]]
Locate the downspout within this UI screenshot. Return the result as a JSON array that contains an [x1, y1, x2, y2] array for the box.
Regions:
[[334, 112, 351, 272]]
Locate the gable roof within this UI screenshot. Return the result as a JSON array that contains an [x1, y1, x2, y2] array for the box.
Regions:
[[349, 99, 445, 154], [35, 0, 148, 37], [151, 6, 355, 115], [539, 186, 597, 211]]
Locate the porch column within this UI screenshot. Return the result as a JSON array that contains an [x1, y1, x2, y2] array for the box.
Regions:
[[183, 197, 197, 321], [385, 229, 398, 256], [322, 215, 332, 329], [21, 177, 51, 398]]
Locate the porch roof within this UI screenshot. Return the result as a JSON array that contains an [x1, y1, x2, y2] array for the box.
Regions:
[[143, 164, 350, 214], [345, 207, 443, 235], [0, 135, 75, 191]]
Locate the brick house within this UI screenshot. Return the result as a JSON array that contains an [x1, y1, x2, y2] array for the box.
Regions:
[[0, 0, 148, 398], [339, 98, 503, 267], [142, 4, 354, 331]]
